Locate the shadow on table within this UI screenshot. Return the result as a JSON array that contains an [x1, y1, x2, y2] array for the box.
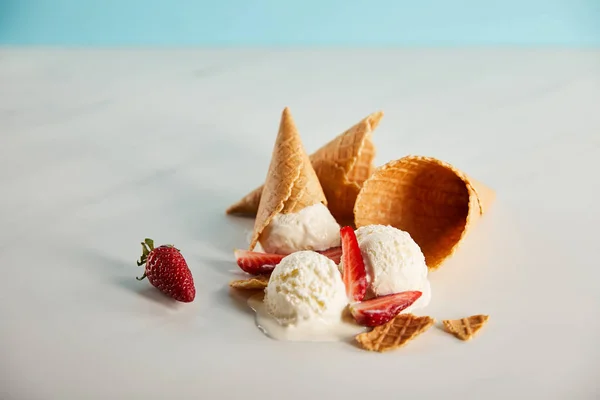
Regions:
[[220, 284, 256, 317], [77, 246, 181, 309], [111, 275, 180, 309]]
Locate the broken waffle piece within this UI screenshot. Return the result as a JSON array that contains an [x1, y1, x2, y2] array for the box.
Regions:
[[229, 275, 270, 290], [442, 314, 489, 341], [355, 314, 434, 352]]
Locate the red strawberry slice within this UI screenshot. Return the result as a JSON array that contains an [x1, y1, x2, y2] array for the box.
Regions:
[[234, 250, 284, 275], [235, 247, 343, 275], [350, 291, 422, 327], [340, 226, 367, 302], [317, 246, 342, 264]]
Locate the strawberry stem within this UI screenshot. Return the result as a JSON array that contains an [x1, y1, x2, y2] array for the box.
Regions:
[[136, 238, 155, 267], [144, 238, 154, 249], [136, 238, 155, 280]]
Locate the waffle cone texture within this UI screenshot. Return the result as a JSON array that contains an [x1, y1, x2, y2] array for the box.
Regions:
[[355, 314, 434, 352], [354, 155, 494, 269], [442, 315, 490, 341], [227, 111, 383, 222], [248, 108, 327, 251]]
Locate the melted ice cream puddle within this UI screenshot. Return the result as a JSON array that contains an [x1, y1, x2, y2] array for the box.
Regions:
[[248, 293, 366, 342]]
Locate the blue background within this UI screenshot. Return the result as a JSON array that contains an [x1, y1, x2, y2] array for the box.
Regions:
[[0, 0, 599, 46]]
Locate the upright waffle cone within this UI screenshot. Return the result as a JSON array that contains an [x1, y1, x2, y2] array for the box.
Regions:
[[226, 111, 383, 221], [354, 155, 494, 269], [249, 108, 326, 251]]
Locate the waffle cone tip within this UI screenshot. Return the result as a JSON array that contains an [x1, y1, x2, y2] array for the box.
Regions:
[[365, 110, 384, 131], [226, 109, 384, 221]]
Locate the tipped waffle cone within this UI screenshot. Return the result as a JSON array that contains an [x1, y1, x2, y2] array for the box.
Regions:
[[355, 314, 434, 352], [311, 111, 382, 221], [354, 155, 494, 269], [248, 108, 326, 251], [226, 111, 383, 221], [229, 275, 270, 290], [443, 314, 489, 341]]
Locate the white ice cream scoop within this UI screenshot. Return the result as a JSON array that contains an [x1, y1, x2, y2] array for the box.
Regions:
[[352, 225, 431, 311], [264, 250, 348, 326], [259, 203, 341, 254]]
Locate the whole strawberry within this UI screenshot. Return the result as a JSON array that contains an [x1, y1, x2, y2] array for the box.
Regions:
[[136, 238, 195, 302]]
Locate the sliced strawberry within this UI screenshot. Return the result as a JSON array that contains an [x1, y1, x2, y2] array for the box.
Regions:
[[350, 291, 422, 327], [235, 247, 342, 275], [234, 250, 284, 275], [317, 246, 342, 264], [340, 226, 367, 302]]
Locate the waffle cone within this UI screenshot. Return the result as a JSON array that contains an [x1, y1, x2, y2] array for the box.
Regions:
[[311, 111, 382, 221], [354, 155, 494, 269], [226, 111, 383, 221], [248, 108, 326, 251]]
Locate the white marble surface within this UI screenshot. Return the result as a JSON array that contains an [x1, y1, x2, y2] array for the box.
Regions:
[[1, 49, 599, 400]]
